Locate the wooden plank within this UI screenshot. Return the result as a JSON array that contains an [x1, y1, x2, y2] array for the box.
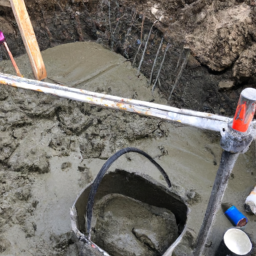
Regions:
[[0, 0, 11, 7], [10, 0, 47, 80]]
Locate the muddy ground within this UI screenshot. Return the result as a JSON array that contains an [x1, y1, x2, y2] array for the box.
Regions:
[[1, 1, 256, 256]]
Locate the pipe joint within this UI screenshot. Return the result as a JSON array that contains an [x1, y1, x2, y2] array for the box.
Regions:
[[220, 88, 256, 153], [220, 122, 253, 153]]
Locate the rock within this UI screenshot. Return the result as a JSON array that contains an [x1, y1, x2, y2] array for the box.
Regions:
[[218, 80, 234, 89], [186, 4, 251, 72], [91, 194, 178, 256], [61, 162, 72, 171], [219, 108, 226, 115], [151, 4, 164, 21], [233, 43, 256, 81], [187, 55, 201, 69], [151, 4, 169, 25]]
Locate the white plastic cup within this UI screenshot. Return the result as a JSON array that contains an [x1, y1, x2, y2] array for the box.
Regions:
[[245, 186, 256, 214]]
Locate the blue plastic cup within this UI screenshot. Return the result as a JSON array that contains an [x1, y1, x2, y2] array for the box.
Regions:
[[225, 206, 248, 227]]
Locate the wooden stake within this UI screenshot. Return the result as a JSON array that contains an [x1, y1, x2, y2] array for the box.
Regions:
[[10, 0, 47, 80]]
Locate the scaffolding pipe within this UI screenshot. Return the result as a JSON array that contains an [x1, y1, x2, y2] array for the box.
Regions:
[[194, 88, 256, 256], [193, 151, 239, 256], [0, 72, 231, 132]]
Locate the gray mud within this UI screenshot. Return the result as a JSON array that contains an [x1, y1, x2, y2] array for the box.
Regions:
[[92, 194, 178, 256], [0, 42, 256, 256]]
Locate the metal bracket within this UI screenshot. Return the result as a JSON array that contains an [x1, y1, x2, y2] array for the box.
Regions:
[[220, 122, 254, 154]]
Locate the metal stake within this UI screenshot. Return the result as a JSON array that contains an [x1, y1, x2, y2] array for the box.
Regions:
[[194, 88, 256, 256], [0, 30, 22, 77], [193, 151, 239, 256]]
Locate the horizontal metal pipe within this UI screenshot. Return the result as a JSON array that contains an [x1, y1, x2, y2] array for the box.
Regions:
[[0, 72, 231, 132]]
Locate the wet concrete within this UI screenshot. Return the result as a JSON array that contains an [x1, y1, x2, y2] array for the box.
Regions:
[[0, 42, 256, 255], [92, 194, 178, 256]]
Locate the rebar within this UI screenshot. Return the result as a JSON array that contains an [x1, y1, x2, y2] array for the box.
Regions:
[[3, 42, 22, 77], [149, 37, 163, 85], [175, 46, 184, 72], [137, 21, 157, 76], [168, 48, 190, 101], [111, 16, 120, 50], [132, 42, 142, 66], [108, 0, 112, 46], [152, 43, 170, 93], [110, 0, 122, 50], [140, 14, 145, 41], [0, 45, 3, 61]]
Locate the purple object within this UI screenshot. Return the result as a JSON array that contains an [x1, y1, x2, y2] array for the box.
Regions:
[[0, 30, 5, 45]]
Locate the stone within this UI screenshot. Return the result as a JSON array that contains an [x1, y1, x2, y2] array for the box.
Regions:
[[218, 80, 234, 89]]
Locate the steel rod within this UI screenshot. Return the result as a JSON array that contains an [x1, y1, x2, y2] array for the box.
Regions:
[[193, 151, 239, 256], [168, 48, 190, 101], [137, 21, 157, 76], [152, 43, 170, 92], [3, 42, 22, 77], [0, 72, 231, 131], [149, 37, 163, 85]]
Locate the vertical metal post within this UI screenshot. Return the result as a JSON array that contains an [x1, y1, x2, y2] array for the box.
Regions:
[[193, 151, 239, 256], [194, 88, 256, 256]]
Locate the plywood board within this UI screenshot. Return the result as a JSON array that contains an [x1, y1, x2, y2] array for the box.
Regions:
[[10, 0, 47, 80]]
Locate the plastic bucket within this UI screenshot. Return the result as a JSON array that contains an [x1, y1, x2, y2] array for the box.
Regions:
[[70, 148, 188, 256]]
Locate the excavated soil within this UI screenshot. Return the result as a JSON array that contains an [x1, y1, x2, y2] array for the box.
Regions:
[[1, 0, 256, 116], [1, 1, 256, 256]]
